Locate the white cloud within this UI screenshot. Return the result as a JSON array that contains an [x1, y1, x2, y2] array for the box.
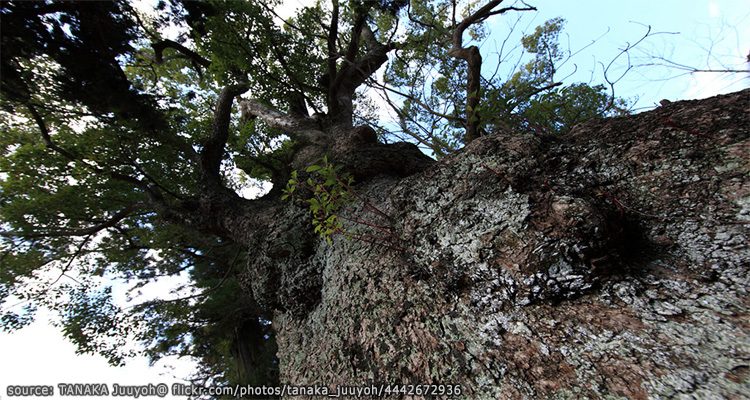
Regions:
[[708, 0, 721, 18]]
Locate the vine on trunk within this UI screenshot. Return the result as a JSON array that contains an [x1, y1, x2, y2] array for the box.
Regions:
[[282, 157, 404, 251], [283, 156, 355, 244]]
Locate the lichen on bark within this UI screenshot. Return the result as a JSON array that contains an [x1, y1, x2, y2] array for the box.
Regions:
[[243, 89, 749, 399]]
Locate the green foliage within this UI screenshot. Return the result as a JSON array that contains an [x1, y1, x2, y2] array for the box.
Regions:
[[59, 286, 137, 366], [0, 0, 282, 384], [132, 242, 278, 387], [283, 157, 355, 244], [481, 18, 630, 135], [282, 157, 405, 252], [519, 17, 564, 82], [388, 12, 630, 154], [519, 83, 629, 134]]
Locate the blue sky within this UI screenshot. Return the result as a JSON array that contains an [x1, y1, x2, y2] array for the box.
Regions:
[[486, 0, 749, 108], [1, 0, 748, 397]]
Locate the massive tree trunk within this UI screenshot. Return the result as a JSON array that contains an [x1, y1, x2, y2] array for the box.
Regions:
[[238, 89, 749, 399]]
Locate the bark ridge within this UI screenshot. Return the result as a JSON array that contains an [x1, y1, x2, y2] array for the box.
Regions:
[[242, 89, 749, 399]]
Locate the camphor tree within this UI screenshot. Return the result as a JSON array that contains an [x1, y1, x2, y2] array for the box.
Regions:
[[0, 0, 600, 380], [2, 0, 749, 397]]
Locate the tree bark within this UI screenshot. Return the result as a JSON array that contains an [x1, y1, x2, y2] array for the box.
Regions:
[[236, 89, 750, 398]]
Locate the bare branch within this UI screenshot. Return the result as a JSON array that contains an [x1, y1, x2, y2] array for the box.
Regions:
[[450, 1, 536, 51], [639, 56, 749, 74], [257, 2, 327, 41], [600, 24, 654, 111], [329, 23, 396, 125], [336, 25, 395, 92], [344, 11, 367, 65], [367, 78, 465, 123], [49, 234, 93, 286]]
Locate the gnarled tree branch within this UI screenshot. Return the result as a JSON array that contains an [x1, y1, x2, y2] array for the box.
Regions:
[[239, 99, 324, 144], [327, 0, 340, 115], [448, 1, 536, 142], [200, 83, 251, 185], [152, 39, 211, 69], [330, 23, 395, 126], [349, 24, 395, 86]]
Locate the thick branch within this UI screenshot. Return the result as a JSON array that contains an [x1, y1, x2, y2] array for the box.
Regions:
[[330, 24, 395, 125], [327, 0, 340, 114], [448, 1, 536, 142], [328, 7, 368, 112], [449, 45, 482, 142], [344, 12, 367, 66], [201, 83, 251, 184], [350, 24, 395, 86], [152, 39, 211, 69], [450, 1, 536, 49], [239, 100, 324, 144]]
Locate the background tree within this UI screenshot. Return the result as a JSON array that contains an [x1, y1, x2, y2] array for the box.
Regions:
[[378, 11, 630, 155]]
